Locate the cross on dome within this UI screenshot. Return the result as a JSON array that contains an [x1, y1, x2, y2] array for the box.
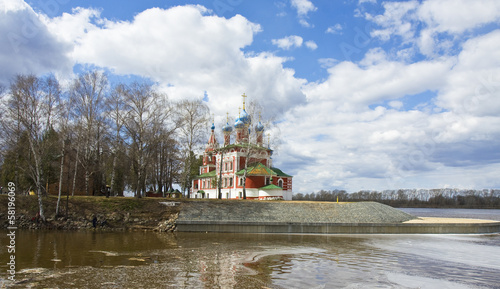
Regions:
[[242, 93, 247, 110]]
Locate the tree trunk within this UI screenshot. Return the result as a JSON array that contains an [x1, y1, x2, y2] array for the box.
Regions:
[[56, 140, 66, 216], [29, 139, 45, 221], [37, 186, 45, 222], [85, 170, 90, 196], [71, 147, 79, 196], [136, 164, 143, 198], [110, 149, 117, 196]]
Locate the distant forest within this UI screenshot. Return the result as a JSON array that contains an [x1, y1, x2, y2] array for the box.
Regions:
[[293, 188, 500, 209]]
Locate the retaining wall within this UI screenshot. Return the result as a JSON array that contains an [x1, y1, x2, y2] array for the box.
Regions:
[[176, 201, 500, 234], [176, 220, 500, 234]]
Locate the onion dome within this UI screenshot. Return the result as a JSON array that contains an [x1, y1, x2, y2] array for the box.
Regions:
[[234, 117, 245, 129], [239, 109, 251, 126], [211, 122, 215, 130], [255, 121, 264, 132], [222, 122, 233, 133]]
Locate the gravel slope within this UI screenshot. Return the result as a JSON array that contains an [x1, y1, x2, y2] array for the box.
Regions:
[[178, 201, 417, 224]]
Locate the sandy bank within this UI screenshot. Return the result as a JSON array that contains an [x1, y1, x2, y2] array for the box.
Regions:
[[405, 217, 500, 224]]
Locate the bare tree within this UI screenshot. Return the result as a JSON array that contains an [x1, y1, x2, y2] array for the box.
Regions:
[[151, 130, 181, 196], [56, 96, 71, 215], [122, 82, 173, 198], [177, 99, 210, 197], [5, 75, 62, 221], [70, 71, 108, 196], [106, 85, 127, 196]]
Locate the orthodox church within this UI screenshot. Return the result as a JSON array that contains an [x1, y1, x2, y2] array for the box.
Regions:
[[190, 94, 293, 200]]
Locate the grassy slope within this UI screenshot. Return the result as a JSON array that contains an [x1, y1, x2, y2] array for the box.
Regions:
[[0, 195, 180, 230]]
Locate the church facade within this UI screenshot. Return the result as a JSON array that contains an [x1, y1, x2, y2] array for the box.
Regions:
[[190, 95, 293, 200]]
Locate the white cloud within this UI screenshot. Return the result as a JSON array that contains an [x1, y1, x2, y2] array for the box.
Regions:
[[318, 58, 338, 68], [60, 5, 304, 118], [305, 40, 317, 50], [42, 7, 101, 44], [272, 35, 303, 50], [0, 0, 72, 85], [69, 6, 261, 80], [326, 24, 342, 34], [388, 100, 403, 109], [417, 0, 500, 34], [366, 0, 500, 57], [306, 50, 453, 110], [276, 27, 500, 192], [290, 0, 317, 27], [1, 2, 306, 121], [365, 0, 419, 42], [290, 0, 317, 17], [435, 30, 500, 117], [271, 36, 316, 51], [1, 0, 30, 11]]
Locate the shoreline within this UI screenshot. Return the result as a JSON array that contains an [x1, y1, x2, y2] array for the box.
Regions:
[[2, 196, 499, 234], [0, 195, 180, 232]]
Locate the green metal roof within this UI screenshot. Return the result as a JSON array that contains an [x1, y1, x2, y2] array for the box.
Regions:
[[259, 184, 283, 190], [236, 162, 277, 176], [196, 170, 216, 179], [271, 167, 293, 177]]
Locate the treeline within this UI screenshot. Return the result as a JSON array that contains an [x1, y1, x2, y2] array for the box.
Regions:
[[0, 72, 210, 220], [293, 188, 500, 209]]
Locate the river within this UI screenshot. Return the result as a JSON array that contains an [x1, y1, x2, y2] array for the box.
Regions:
[[1, 208, 500, 288]]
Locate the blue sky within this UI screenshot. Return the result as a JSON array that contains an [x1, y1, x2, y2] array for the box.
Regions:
[[2, 0, 500, 193]]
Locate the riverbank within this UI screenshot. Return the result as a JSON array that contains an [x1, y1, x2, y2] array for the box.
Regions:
[[0, 195, 179, 232], [2, 196, 500, 234]]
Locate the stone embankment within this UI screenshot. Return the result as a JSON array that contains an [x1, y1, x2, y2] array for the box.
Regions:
[[177, 201, 416, 223], [176, 200, 500, 234]]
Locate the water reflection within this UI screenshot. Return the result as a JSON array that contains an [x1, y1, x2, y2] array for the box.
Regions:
[[1, 231, 499, 288]]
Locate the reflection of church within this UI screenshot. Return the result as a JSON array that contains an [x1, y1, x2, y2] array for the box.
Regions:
[[190, 94, 293, 200]]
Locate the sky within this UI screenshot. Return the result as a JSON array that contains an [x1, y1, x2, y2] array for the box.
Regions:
[[1, 0, 500, 193]]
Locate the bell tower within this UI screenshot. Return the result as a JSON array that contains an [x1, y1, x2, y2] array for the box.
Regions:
[[203, 120, 217, 167]]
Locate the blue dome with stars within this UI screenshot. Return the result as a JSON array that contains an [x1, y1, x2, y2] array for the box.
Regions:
[[239, 109, 251, 126], [222, 122, 233, 132], [255, 121, 264, 132], [234, 117, 245, 129]]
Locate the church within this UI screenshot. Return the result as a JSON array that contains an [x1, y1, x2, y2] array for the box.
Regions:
[[190, 94, 293, 200]]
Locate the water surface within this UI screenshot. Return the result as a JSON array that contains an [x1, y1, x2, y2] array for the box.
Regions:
[[1, 208, 499, 288]]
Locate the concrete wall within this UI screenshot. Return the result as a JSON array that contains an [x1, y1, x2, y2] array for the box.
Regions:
[[176, 221, 500, 234]]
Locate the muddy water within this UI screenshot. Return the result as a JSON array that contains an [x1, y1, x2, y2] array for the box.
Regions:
[[1, 230, 500, 288]]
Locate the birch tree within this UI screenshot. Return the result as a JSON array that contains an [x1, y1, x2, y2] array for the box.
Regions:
[[122, 82, 172, 198], [177, 99, 210, 197], [5, 74, 61, 221], [151, 130, 181, 196], [56, 96, 71, 215], [70, 71, 108, 195], [106, 85, 127, 196]]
